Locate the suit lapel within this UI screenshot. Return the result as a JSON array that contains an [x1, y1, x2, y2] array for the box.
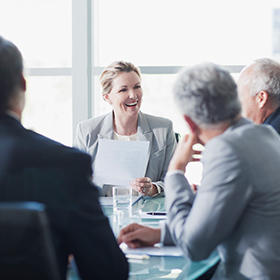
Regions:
[[97, 111, 114, 140]]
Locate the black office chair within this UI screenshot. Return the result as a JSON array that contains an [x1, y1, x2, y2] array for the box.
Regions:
[[0, 202, 61, 280], [175, 132, 181, 143]]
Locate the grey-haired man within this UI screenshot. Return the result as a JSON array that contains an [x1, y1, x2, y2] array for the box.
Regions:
[[237, 58, 280, 134], [119, 62, 280, 280]]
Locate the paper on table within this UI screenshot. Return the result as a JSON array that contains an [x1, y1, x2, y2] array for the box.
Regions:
[[93, 139, 150, 187], [120, 242, 184, 257]]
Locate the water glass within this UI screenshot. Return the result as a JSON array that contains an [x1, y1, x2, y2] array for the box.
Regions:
[[113, 185, 132, 212], [112, 186, 132, 231]]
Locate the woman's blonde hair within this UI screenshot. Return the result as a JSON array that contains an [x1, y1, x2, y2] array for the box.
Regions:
[[100, 61, 141, 96]]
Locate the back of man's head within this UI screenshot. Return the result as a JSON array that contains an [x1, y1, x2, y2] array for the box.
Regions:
[[244, 58, 280, 107], [173, 62, 241, 128], [0, 36, 23, 113]]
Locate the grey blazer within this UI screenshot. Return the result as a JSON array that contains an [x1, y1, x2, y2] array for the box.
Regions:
[[74, 111, 177, 195], [164, 118, 280, 279]]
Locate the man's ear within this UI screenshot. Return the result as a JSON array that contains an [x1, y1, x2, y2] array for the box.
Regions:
[[103, 94, 112, 104], [20, 74, 26, 91], [256, 90, 268, 109], [183, 115, 197, 133]]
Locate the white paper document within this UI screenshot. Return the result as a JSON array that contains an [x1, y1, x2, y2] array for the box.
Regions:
[[120, 243, 184, 257], [93, 139, 150, 187]]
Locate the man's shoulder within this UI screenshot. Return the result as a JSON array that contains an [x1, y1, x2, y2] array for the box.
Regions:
[[229, 120, 278, 141], [205, 120, 280, 157], [22, 128, 92, 170]]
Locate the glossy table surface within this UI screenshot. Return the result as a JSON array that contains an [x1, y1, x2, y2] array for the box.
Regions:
[[105, 196, 220, 280], [67, 196, 220, 280]]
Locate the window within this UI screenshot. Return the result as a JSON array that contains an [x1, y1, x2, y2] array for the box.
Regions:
[[1, 0, 280, 150], [91, 0, 280, 138], [84, 0, 279, 184], [0, 0, 72, 146]]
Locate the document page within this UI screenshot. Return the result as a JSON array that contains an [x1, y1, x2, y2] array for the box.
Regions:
[[120, 243, 184, 257], [93, 139, 150, 187]]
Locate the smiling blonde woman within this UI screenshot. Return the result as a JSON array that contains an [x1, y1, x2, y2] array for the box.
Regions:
[[74, 61, 177, 197]]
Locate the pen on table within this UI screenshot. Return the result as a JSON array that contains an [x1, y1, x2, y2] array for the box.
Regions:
[[126, 254, 150, 260], [132, 196, 142, 206], [146, 212, 166, 216]]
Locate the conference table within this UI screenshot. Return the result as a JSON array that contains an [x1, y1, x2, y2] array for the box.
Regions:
[[67, 196, 220, 280]]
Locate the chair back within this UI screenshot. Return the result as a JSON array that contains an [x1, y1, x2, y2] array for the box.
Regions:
[[175, 132, 181, 143], [0, 202, 61, 280]]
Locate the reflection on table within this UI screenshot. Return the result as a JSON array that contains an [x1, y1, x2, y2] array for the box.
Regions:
[[67, 196, 220, 280]]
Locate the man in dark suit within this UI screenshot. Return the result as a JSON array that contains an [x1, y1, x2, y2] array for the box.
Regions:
[[237, 58, 280, 134], [0, 36, 128, 279]]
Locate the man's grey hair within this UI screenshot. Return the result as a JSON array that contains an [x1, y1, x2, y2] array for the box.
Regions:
[[173, 62, 241, 128], [245, 58, 280, 106]]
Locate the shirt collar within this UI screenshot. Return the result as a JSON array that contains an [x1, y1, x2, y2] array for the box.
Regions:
[[5, 110, 21, 121]]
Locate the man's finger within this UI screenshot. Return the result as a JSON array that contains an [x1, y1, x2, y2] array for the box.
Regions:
[[126, 241, 141, 249], [122, 229, 143, 243]]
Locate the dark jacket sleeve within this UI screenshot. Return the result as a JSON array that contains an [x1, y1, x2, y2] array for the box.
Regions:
[[38, 151, 129, 280]]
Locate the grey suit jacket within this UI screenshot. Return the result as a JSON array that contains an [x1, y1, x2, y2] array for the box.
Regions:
[[74, 111, 176, 195], [164, 118, 280, 280]]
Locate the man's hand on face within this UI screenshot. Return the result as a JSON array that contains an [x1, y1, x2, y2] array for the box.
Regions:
[[168, 130, 199, 172]]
